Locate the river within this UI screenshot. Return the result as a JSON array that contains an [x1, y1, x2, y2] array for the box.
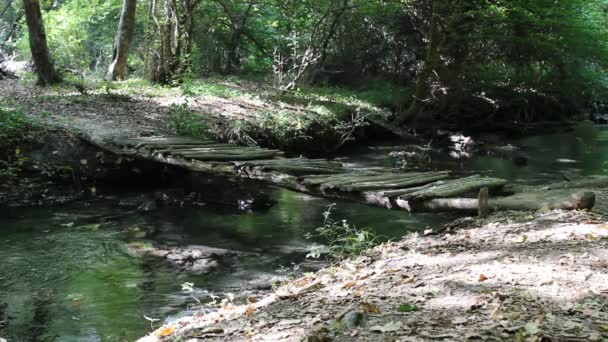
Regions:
[[1, 122, 606, 341]]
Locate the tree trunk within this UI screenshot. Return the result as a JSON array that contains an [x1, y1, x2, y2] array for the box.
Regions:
[[394, 0, 440, 124], [107, 0, 137, 81], [23, 0, 61, 85], [148, 0, 198, 83]]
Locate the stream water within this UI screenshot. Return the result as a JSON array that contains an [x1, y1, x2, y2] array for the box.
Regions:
[[1, 122, 607, 341]]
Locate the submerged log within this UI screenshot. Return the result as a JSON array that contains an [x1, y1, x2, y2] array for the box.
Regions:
[[407, 190, 595, 212]]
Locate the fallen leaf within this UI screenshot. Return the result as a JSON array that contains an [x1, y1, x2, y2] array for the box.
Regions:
[[398, 303, 418, 312], [245, 329, 258, 338], [158, 326, 175, 337], [343, 281, 356, 289], [585, 233, 598, 241], [400, 277, 416, 285], [478, 274, 489, 282], [245, 305, 256, 317], [246, 296, 257, 304], [524, 322, 539, 335], [294, 277, 311, 287], [452, 317, 468, 325], [353, 287, 365, 298], [369, 321, 403, 333], [201, 326, 224, 334], [362, 301, 381, 314]]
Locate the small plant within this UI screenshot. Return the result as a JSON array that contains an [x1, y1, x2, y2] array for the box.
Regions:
[[169, 104, 210, 138], [306, 204, 384, 260]]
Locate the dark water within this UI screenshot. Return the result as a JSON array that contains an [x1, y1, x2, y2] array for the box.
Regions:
[[340, 122, 608, 185], [0, 191, 450, 341], [1, 122, 607, 341]]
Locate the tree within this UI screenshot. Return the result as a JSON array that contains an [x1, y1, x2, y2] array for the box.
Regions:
[[147, 0, 200, 84], [107, 0, 137, 80], [22, 0, 61, 85]]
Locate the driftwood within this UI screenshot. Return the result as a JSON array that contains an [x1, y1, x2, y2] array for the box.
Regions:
[[409, 190, 595, 212]]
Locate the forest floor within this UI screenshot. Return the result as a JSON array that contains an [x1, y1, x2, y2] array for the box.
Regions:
[[0, 77, 393, 153], [138, 209, 608, 342]]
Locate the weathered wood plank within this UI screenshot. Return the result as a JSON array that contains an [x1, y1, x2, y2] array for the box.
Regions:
[[400, 175, 507, 200], [90, 133, 593, 215], [338, 172, 451, 192]]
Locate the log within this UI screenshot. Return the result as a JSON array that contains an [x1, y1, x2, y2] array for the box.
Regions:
[[301, 172, 379, 186], [253, 165, 344, 175], [400, 175, 507, 200], [186, 153, 282, 161], [478, 187, 489, 218], [341, 172, 450, 192], [309, 171, 450, 191], [408, 190, 596, 213]]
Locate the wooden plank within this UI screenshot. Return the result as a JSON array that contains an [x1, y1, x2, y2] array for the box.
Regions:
[[400, 175, 507, 200], [338, 172, 451, 192]]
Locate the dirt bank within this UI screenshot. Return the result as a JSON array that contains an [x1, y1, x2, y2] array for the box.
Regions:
[[138, 209, 608, 341]]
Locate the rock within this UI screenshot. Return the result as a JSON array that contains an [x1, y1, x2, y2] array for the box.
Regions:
[[131, 242, 237, 274], [190, 259, 220, 274], [246, 274, 289, 290], [342, 310, 363, 329]]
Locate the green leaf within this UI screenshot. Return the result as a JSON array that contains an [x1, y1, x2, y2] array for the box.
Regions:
[[398, 303, 418, 312]]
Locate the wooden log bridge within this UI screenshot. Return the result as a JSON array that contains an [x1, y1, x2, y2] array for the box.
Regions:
[[93, 135, 596, 213]]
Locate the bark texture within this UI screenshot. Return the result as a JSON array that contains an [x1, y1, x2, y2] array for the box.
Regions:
[[394, 0, 441, 124], [147, 0, 199, 84], [107, 0, 137, 80], [23, 0, 61, 85]]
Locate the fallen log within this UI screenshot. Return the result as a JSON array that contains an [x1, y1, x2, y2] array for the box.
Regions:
[[310, 171, 451, 192], [399, 175, 507, 200], [406, 190, 595, 212]]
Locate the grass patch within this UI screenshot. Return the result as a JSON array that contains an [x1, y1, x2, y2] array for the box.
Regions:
[[0, 96, 45, 179], [169, 103, 211, 139]]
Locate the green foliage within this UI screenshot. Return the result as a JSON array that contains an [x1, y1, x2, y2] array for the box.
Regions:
[[0, 97, 36, 146], [15, 0, 126, 74], [0, 97, 40, 179], [398, 303, 418, 312], [306, 204, 384, 260], [169, 104, 210, 139]]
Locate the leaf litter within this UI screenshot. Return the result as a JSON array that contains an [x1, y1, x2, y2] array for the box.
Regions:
[[138, 209, 608, 341]]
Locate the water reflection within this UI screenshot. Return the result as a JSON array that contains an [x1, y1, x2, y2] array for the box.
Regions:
[[0, 187, 447, 340], [5, 122, 604, 340]]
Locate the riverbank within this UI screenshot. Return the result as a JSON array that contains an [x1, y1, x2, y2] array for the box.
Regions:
[[138, 209, 608, 341], [0, 77, 395, 155]]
